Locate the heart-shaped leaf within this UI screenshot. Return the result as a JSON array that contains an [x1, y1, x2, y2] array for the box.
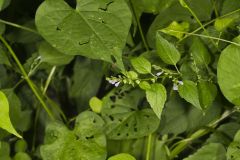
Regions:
[[101, 87, 159, 140], [35, 0, 132, 70]]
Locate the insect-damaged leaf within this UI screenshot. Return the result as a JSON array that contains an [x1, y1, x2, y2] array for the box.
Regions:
[[0, 91, 22, 138], [40, 111, 106, 160], [101, 87, 159, 140], [35, 0, 132, 70]]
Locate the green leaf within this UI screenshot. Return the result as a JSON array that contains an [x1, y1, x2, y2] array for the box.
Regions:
[[35, 0, 132, 70], [146, 83, 167, 119], [139, 81, 151, 90], [217, 43, 240, 105], [178, 80, 201, 110], [214, 17, 236, 32], [131, 57, 151, 74], [0, 0, 10, 11], [0, 91, 22, 138], [161, 21, 189, 39], [227, 130, 240, 159], [89, 97, 102, 113], [183, 143, 226, 160], [156, 32, 181, 65], [197, 81, 217, 110], [190, 38, 211, 67], [108, 153, 136, 160], [40, 111, 106, 160], [101, 87, 159, 140], [38, 42, 74, 66], [14, 139, 28, 153], [13, 152, 31, 160]]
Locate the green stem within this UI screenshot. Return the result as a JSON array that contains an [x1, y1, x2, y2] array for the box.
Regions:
[[179, 0, 218, 49], [0, 19, 39, 34], [169, 110, 234, 159], [129, 0, 150, 51], [167, 30, 240, 46], [43, 66, 56, 95], [0, 35, 55, 120], [146, 134, 152, 160]]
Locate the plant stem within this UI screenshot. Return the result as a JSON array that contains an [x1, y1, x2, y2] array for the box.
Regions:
[[43, 66, 56, 95], [0, 35, 55, 120], [129, 0, 150, 51], [169, 110, 234, 159], [0, 19, 39, 34], [146, 134, 152, 160], [167, 30, 240, 46]]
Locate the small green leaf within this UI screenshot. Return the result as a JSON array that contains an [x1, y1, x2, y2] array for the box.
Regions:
[[139, 81, 151, 90], [179, 0, 187, 8], [108, 153, 136, 160], [197, 81, 217, 110], [156, 32, 181, 65], [217, 42, 240, 105], [183, 143, 226, 160], [190, 38, 211, 67], [146, 83, 167, 119], [0, 91, 22, 138], [131, 57, 151, 74], [89, 97, 102, 113], [161, 21, 189, 39], [13, 152, 31, 160], [214, 17, 235, 32], [178, 80, 201, 110], [0, 0, 11, 11]]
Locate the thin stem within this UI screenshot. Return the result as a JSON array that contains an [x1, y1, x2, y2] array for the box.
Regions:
[[146, 134, 152, 160], [166, 30, 240, 46], [0, 35, 55, 120], [179, 8, 240, 42], [129, 0, 150, 51], [0, 19, 39, 34], [179, 0, 218, 49]]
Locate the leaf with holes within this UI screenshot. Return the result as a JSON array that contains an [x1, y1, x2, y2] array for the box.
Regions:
[[40, 111, 106, 160], [35, 0, 132, 70], [101, 87, 159, 140], [156, 32, 181, 65], [0, 91, 22, 138], [146, 83, 167, 119]]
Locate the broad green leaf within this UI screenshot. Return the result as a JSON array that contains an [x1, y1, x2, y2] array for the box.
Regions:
[[14, 139, 28, 153], [217, 43, 240, 105], [190, 38, 211, 67], [178, 80, 201, 110], [89, 97, 102, 113], [227, 130, 240, 159], [197, 81, 217, 110], [101, 87, 159, 140], [0, 91, 22, 138], [221, 0, 240, 15], [146, 83, 167, 119], [183, 143, 226, 160], [35, 0, 132, 70], [108, 153, 136, 160], [131, 57, 151, 74], [161, 21, 189, 39], [38, 42, 73, 66], [40, 111, 106, 160], [156, 32, 181, 65], [159, 93, 188, 135]]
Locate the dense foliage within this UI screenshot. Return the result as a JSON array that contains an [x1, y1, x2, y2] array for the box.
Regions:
[[0, 0, 240, 159]]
